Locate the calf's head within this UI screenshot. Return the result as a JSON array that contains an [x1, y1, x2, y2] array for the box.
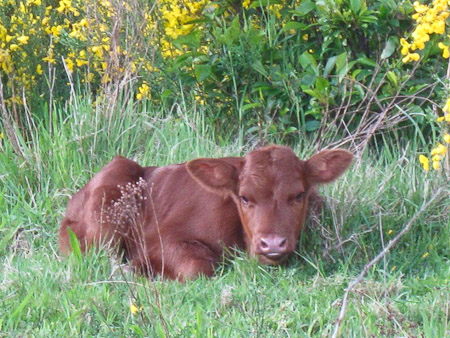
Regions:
[[187, 146, 353, 265]]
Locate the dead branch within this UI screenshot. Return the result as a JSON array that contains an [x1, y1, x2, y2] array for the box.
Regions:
[[0, 76, 24, 157], [331, 188, 443, 338]]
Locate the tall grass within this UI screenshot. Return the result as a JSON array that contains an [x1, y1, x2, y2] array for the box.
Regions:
[[0, 95, 448, 336]]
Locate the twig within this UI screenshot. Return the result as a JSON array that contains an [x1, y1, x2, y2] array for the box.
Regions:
[[0, 76, 24, 157], [331, 188, 443, 338]]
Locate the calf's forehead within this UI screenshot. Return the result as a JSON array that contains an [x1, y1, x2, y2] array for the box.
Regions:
[[239, 147, 306, 194]]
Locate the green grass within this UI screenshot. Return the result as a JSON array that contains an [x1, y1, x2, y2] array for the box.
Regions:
[[0, 97, 449, 337]]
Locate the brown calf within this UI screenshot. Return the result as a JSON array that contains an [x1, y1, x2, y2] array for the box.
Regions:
[[59, 145, 353, 280]]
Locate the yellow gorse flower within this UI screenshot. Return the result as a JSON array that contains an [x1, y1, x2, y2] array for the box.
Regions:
[[419, 154, 430, 171], [136, 82, 150, 100], [17, 35, 29, 44], [443, 134, 450, 143], [438, 42, 450, 58], [431, 143, 447, 156], [402, 0, 449, 63], [129, 303, 143, 314]]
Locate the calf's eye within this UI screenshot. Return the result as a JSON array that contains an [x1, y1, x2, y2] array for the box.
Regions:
[[296, 192, 304, 201], [240, 196, 249, 204]]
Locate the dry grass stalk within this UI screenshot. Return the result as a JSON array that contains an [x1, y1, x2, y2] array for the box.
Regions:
[[0, 76, 24, 157]]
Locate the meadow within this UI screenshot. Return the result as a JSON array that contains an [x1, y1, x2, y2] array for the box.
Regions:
[[1, 97, 449, 337], [1, 0, 450, 337]]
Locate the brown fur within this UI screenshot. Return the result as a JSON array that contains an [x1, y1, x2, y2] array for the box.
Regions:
[[59, 145, 353, 280]]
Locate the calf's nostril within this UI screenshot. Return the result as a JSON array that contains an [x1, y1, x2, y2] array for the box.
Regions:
[[260, 238, 269, 250], [278, 237, 287, 249]]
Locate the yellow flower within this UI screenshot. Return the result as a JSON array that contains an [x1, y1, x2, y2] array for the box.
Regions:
[[413, 1, 429, 14], [432, 154, 441, 162], [419, 154, 430, 171], [17, 35, 29, 44], [9, 44, 19, 51], [129, 303, 142, 314], [438, 42, 449, 58], [130, 304, 139, 314], [0, 131, 4, 139], [137, 82, 150, 100], [432, 160, 440, 170], [402, 53, 420, 63], [64, 57, 74, 72], [422, 252, 429, 258], [36, 64, 43, 75], [76, 58, 88, 67], [437, 116, 445, 122], [443, 98, 450, 113], [388, 230, 393, 235], [443, 134, 450, 144], [400, 38, 410, 55], [431, 143, 447, 156], [43, 55, 56, 64], [243, 0, 251, 9]]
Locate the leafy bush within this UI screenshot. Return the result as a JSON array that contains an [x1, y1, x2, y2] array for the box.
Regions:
[[1, 0, 449, 147], [152, 0, 448, 143]]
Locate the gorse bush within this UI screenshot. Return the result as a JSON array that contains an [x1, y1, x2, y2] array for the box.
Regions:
[[400, 0, 450, 172], [0, 0, 158, 117], [1, 0, 449, 145]]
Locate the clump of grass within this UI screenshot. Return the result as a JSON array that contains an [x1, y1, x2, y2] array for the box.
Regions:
[[0, 95, 448, 336]]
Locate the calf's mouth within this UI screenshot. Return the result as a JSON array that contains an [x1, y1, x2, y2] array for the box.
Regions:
[[256, 251, 291, 265]]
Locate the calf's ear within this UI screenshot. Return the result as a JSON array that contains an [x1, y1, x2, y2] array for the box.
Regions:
[[187, 158, 243, 196], [305, 149, 353, 184]]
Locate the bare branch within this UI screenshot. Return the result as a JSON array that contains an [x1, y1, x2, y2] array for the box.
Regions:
[[0, 76, 24, 157]]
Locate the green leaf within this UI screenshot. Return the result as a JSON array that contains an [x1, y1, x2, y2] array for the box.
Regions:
[[194, 64, 212, 82], [294, 0, 315, 16], [285, 126, 298, 134], [67, 228, 82, 264], [315, 77, 329, 92], [242, 103, 261, 111], [282, 21, 306, 32], [0, 213, 19, 254], [305, 120, 321, 131], [357, 57, 377, 68], [335, 52, 347, 74], [351, 0, 361, 13], [131, 325, 145, 337], [251, 60, 269, 78], [172, 31, 201, 48], [324, 55, 337, 77], [9, 286, 36, 326], [299, 52, 318, 74], [302, 88, 317, 97], [381, 37, 397, 59], [387, 71, 398, 87], [223, 16, 241, 45]]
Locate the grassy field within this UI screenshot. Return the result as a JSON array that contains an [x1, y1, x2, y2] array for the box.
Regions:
[[1, 98, 449, 337]]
